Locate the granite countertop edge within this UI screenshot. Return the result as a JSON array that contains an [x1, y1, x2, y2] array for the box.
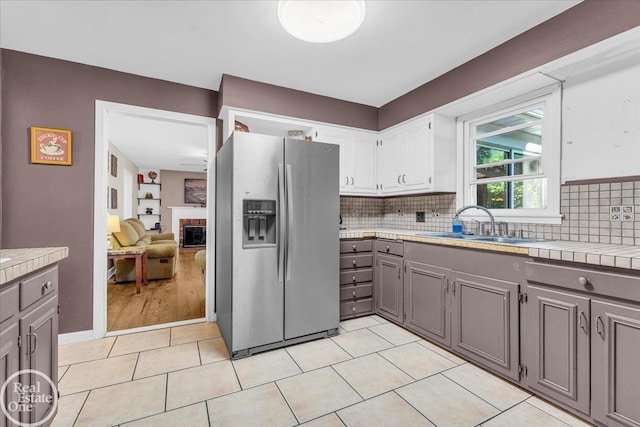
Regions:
[[0, 247, 70, 285], [339, 229, 640, 271]]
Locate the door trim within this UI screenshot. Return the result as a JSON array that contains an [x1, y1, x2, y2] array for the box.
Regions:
[[93, 101, 217, 339]]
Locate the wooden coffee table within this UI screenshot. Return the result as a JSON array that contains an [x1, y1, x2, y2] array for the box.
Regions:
[[108, 247, 149, 294]]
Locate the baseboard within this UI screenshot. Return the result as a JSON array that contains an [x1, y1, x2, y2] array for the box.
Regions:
[[107, 266, 115, 279], [58, 330, 96, 345]]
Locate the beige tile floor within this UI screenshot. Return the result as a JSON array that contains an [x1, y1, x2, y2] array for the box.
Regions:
[[53, 316, 594, 427]]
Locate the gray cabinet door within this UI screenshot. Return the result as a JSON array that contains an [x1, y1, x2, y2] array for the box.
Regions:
[[591, 300, 640, 427], [375, 253, 403, 323], [19, 296, 58, 425], [0, 321, 20, 427], [452, 272, 520, 381], [526, 285, 590, 415], [404, 260, 451, 347]]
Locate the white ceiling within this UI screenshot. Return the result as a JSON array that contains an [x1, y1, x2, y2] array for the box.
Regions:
[[1, 0, 580, 172], [0, 0, 580, 107], [108, 113, 209, 173]]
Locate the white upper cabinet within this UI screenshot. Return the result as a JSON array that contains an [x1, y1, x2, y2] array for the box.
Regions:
[[378, 114, 455, 195], [316, 126, 378, 195]]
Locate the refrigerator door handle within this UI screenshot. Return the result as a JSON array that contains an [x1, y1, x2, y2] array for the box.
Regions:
[[278, 164, 285, 283], [286, 164, 294, 282]]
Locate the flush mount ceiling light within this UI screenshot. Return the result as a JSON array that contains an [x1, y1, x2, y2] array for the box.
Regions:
[[278, 0, 366, 43]]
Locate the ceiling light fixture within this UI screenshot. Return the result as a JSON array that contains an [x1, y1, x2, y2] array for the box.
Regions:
[[278, 0, 366, 43]]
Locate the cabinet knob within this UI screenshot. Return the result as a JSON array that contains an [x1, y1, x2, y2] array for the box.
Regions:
[[578, 277, 589, 286], [352, 290, 357, 297], [385, 245, 390, 252], [42, 281, 52, 294], [352, 244, 357, 251], [352, 276, 357, 282], [352, 260, 357, 266], [352, 306, 357, 312]]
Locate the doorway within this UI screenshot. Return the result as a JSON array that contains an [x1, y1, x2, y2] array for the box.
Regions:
[[94, 101, 216, 338]]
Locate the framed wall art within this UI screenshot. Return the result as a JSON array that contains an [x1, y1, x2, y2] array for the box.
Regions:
[[111, 188, 118, 210], [30, 126, 72, 166], [184, 179, 207, 205], [110, 154, 118, 177]]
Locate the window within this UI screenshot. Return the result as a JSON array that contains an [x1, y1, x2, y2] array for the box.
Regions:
[[459, 87, 562, 224]]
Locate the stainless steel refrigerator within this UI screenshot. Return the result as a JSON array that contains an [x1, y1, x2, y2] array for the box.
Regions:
[[216, 132, 339, 359]]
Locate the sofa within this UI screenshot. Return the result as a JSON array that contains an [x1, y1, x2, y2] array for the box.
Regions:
[[194, 249, 206, 285], [111, 218, 178, 282]]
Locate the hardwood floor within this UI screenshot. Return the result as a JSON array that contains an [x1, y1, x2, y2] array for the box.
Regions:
[[107, 252, 206, 332]]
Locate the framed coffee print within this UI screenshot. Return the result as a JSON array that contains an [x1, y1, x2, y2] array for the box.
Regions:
[[30, 126, 72, 166]]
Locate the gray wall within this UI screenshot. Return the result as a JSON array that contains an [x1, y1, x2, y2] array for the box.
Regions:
[[1, 49, 218, 333], [378, 1, 640, 129], [219, 74, 379, 131], [159, 169, 208, 233]]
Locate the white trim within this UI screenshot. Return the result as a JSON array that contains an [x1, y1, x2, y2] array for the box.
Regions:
[[94, 101, 216, 339], [58, 330, 95, 345], [104, 317, 206, 338]]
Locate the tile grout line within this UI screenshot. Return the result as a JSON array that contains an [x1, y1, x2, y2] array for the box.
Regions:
[[69, 390, 90, 427], [439, 372, 505, 413], [523, 397, 587, 427], [283, 346, 305, 374], [273, 380, 300, 425], [392, 389, 439, 427], [329, 365, 366, 402]]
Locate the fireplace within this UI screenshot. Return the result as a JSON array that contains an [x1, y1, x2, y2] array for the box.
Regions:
[[183, 225, 206, 248]]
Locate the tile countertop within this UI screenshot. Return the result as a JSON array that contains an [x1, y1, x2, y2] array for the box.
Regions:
[[0, 247, 69, 285], [339, 228, 640, 271]]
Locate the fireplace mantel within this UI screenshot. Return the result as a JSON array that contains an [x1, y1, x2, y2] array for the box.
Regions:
[[168, 207, 206, 241]]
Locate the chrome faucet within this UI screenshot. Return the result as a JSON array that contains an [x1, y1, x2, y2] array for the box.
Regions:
[[455, 205, 497, 236]]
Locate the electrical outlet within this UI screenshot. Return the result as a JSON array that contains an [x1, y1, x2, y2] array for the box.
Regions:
[[431, 208, 439, 218], [416, 211, 425, 222], [397, 209, 404, 217]]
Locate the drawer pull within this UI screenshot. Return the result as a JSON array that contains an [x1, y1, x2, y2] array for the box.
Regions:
[[352, 290, 357, 297], [352, 244, 357, 251], [42, 281, 52, 294], [385, 245, 390, 252], [352, 306, 357, 312], [578, 277, 589, 286], [352, 260, 357, 266], [352, 276, 356, 282]]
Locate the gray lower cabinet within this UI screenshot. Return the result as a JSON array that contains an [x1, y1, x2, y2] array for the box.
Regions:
[[339, 239, 374, 320], [0, 266, 59, 427], [376, 253, 404, 323], [525, 285, 591, 414], [591, 300, 640, 427], [404, 260, 451, 347], [452, 272, 520, 381]]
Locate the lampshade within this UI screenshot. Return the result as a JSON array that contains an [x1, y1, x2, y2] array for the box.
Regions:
[[278, 0, 366, 43], [107, 215, 121, 234]]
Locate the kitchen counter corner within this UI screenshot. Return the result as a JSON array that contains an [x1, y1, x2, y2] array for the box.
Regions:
[[0, 247, 69, 285]]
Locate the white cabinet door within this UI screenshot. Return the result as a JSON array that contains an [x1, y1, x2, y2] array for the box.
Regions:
[[350, 131, 377, 194], [403, 117, 431, 191], [316, 126, 351, 191], [378, 129, 403, 194]]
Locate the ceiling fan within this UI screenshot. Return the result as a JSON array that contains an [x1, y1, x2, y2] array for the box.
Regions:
[[179, 159, 207, 171]]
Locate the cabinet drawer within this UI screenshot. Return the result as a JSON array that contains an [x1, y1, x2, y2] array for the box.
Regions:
[[526, 261, 640, 302], [340, 240, 373, 254], [20, 266, 58, 311], [376, 240, 404, 256], [340, 269, 373, 285], [340, 254, 373, 269], [0, 284, 19, 323], [340, 284, 373, 301], [340, 298, 373, 317]]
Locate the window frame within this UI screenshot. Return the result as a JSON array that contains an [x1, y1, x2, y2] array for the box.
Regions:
[[457, 85, 562, 224]]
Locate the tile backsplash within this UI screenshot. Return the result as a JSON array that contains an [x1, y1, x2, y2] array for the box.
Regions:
[[340, 179, 640, 246]]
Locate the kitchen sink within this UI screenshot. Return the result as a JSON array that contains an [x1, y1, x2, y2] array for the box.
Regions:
[[417, 231, 466, 239], [468, 236, 550, 244]]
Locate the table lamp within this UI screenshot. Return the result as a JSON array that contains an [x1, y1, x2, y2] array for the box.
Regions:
[[107, 215, 121, 249]]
